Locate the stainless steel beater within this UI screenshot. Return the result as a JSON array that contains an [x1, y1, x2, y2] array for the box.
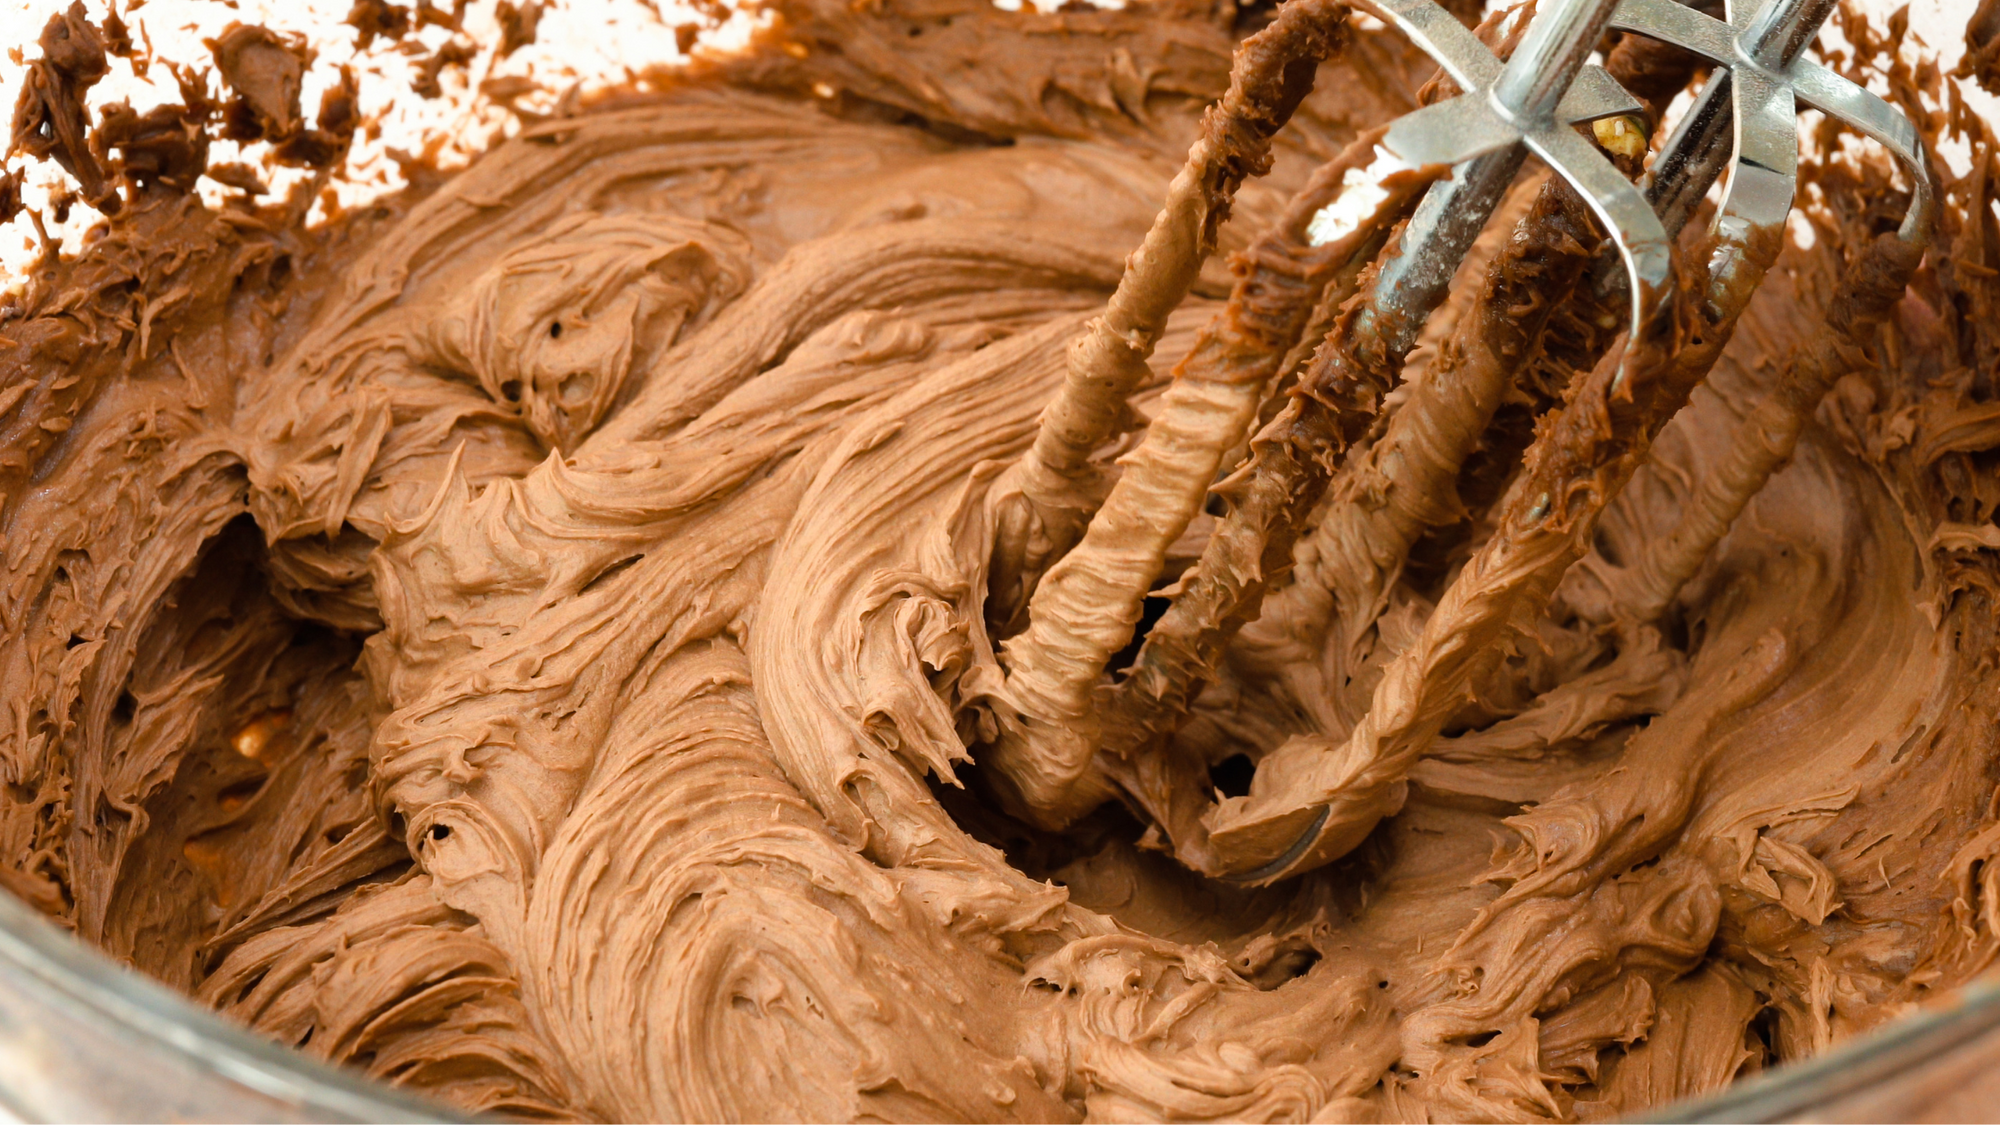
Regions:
[[1348, 0, 1931, 368], [1214, 0, 1940, 885], [984, 0, 1938, 884]]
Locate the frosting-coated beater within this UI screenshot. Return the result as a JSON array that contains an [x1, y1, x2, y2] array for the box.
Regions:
[[981, 0, 1936, 885]]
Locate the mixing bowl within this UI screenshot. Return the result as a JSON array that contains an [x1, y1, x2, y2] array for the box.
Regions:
[[1, 880, 1994, 1122], [0, 890, 451, 1123]]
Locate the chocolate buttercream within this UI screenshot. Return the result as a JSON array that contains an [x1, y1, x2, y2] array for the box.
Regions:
[[3, 0, 2000, 1121]]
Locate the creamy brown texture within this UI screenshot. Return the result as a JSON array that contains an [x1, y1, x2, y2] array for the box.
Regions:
[[4, 0, 2000, 1121]]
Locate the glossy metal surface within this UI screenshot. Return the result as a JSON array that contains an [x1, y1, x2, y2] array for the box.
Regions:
[[1357, 0, 1669, 358], [1609, 0, 1935, 243], [1240, 0, 1673, 885]]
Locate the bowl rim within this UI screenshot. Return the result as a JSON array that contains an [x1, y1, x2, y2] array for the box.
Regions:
[[0, 888, 462, 1123], [4, 880, 1997, 1123], [1644, 976, 2000, 1123]]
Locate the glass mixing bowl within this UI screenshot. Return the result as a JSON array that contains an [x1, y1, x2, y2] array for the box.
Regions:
[[1650, 976, 2000, 1123], [0, 878, 1994, 1122], [0, 890, 454, 1123]]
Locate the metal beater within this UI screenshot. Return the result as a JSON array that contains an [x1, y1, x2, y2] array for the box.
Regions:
[[1217, 0, 1938, 884], [1340, 0, 1930, 375]]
